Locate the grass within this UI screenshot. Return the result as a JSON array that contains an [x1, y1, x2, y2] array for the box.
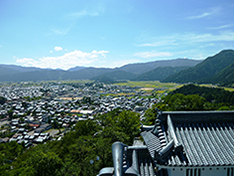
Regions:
[[222, 87, 234, 92], [114, 81, 179, 89], [195, 84, 234, 92], [113, 81, 183, 97], [100, 92, 134, 97]]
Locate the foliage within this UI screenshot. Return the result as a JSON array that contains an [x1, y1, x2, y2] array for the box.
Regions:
[[0, 96, 7, 105], [134, 66, 189, 81], [0, 142, 24, 176], [171, 84, 234, 105], [143, 84, 234, 124], [23, 96, 42, 101], [91, 70, 137, 83], [159, 93, 205, 111], [163, 49, 234, 84], [142, 108, 158, 125], [1, 110, 140, 176]]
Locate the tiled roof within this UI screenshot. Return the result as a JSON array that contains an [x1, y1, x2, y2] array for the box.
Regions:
[[141, 111, 234, 167], [174, 122, 234, 166], [98, 140, 158, 176], [138, 157, 156, 176], [98, 111, 234, 176]]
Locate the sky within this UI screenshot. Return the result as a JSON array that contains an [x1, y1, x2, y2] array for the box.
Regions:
[[0, 0, 234, 70]]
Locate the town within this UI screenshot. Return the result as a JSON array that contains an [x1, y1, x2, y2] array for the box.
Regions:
[[0, 81, 160, 147]]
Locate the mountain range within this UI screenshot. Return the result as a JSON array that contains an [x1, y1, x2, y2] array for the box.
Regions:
[[1, 49, 234, 85], [0, 58, 201, 82]]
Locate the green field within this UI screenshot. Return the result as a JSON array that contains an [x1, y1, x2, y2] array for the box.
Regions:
[[114, 81, 180, 89]]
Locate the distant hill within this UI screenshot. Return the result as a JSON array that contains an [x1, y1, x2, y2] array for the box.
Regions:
[[133, 66, 189, 81], [118, 58, 201, 74], [65, 67, 114, 80], [171, 84, 234, 104], [67, 66, 86, 72], [0, 58, 201, 82], [0, 64, 44, 72], [0, 70, 67, 82], [163, 49, 234, 84], [0, 65, 21, 76], [209, 63, 234, 86], [91, 70, 137, 83], [1, 50, 234, 84]]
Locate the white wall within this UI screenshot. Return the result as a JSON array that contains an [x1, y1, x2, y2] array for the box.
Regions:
[[167, 167, 230, 176], [200, 168, 227, 176]]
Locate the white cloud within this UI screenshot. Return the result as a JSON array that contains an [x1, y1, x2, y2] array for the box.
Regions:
[[65, 9, 100, 20], [179, 31, 234, 43], [188, 12, 213, 20], [207, 24, 232, 30], [138, 39, 177, 47], [51, 27, 72, 35], [138, 31, 234, 47], [187, 7, 220, 20], [16, 50, 109, 70], [134, 52, 172, 58], [54, 46, 63, 51], [50, 50, 53, 53]]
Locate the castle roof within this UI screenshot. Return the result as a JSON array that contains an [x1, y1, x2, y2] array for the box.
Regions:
[[141, 111, 234, 168]]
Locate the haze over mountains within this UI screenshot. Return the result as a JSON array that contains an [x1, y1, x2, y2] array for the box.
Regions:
[[0, 58, 201, 82], [1, 49, 234, 85]]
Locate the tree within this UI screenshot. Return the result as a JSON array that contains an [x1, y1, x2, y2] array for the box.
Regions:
[[7, 109, 14, 120], [156, 93, 205, 111], [10, 146, 62, 176], [0, 96, 7, 105], [142, 108, 157, 125]]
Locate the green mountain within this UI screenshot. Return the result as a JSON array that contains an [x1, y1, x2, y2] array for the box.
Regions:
[[118, 58, 201, 74], [0, 67, 114, 82], [134, 66, 189, 81], [1, 50, 233, 84], [171, 84, 234, 104], [0, 70, 66, 82], [64, 67, 113, 80], [209, 63, 234, 86], [163, 49, 234, 83], [91, 70, 137, 83]]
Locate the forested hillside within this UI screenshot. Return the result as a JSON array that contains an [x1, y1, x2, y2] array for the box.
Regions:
[[133, 66, 189, 81], [171, 84, 234, 104], [209, 63, 234, 86], [163, 49, 234, 84], [0, 110, 140, 176], [143, 84, 234, 125]]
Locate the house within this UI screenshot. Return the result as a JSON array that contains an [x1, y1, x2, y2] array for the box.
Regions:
[[0, 137, 9, 143], [98, 111, 234, 176], [34, 124, 52, 133]]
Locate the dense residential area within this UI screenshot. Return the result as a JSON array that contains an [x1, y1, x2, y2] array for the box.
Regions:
[[0, 82, 159, 146]]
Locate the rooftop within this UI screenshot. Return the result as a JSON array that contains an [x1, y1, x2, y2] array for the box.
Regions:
[[142, 111, 234, 168], [98, 111, 234, 176]]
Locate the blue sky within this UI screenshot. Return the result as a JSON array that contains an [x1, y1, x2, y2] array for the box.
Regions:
[[0, 0, 234, 70]]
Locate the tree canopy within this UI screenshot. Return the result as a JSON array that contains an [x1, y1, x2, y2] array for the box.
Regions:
[[1, 109, 140, 176]]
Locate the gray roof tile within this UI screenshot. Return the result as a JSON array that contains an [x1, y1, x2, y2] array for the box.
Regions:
[[141, 111, 234, 167]]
